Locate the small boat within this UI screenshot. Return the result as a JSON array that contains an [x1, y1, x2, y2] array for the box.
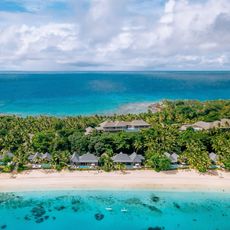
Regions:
[[121, 208, 128, 212], [105, 207, 113, 211]]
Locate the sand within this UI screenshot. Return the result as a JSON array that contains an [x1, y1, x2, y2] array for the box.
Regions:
[[0, 169, 229, 192]]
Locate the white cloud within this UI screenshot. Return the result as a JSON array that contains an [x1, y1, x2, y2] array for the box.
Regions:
[[0, 0, 230, 70]]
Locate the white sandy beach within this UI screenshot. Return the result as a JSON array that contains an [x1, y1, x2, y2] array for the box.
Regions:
[[0, 169, 229, 192]]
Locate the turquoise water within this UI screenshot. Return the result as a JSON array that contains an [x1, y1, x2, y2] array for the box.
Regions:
[[0, 190, 229, 230], [0, 71, 230, 116]]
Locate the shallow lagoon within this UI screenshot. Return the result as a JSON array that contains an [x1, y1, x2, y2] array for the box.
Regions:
[[0, 190, 229, 230]]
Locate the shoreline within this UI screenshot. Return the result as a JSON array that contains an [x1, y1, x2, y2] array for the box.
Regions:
[[0, 169, 229, 193], [0, 101, 162, 117]]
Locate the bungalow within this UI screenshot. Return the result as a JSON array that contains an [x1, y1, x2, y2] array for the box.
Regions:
[[70, 152, 99, 167], [28, 152, 44, 169], [41, 152, 52, 162], [112, 152, 145, 168], [164, 152, 179, 164], [129, 152, 145, 168], [85, 127, 94, 135], [128, 120, 151, 130], [112, 152, 132, 165], [95, 119, 150, 132], [96, 121, 130, 132], [80, 153, 99, 167], [70, 152, 80, 165], [28, 152, 43, 162], [180, 118, 230, 131]]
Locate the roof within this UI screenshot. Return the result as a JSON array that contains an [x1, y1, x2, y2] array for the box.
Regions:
[[193, 121, 211, 130], [164, 152, 179, 163], [170, 153, 179, 163], [112, 152, 132, 163], [42, 152, 51, 161], [28, 152, 42, 161], [1, 152, 14, 159], [130, 120, 150, 126], [85, 127, 94, 135], [79, 153, 98, 163], [209, 152, 218, 162], [129, 152, 145, 163], [86, 127, 94, 132], [180, 118, 230, 131], [220, 119, 230, 127], [100, 121, 130, 128], [70, 152, 80, 163]]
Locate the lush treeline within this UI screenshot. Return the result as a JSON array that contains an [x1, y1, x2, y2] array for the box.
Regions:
[[0, 100, 230, 172]]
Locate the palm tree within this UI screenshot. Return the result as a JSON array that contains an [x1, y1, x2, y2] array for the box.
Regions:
[[183, 141, 211, 172]]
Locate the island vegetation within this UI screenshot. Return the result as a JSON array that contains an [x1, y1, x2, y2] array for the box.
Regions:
[[0, 100, 229, 173]]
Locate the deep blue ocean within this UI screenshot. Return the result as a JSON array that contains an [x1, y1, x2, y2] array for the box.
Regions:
[[0, 71, 230, 116], [0, 190, 229, 230]]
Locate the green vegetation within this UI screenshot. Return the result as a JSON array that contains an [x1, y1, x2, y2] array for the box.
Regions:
[[0, 100, 230, 172]]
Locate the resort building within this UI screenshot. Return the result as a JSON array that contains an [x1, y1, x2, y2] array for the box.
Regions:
[[129, 152, 145, 168], [179, 118, 230, 131], [70, 152, 99, 167], [129, 120, 151, 130], [28, 152, 51, 169], [85, 127, 94, 135], [164, 152, 179, 164], [130, 152, 145, 162], [112, 152, 133, 164], [70, 152, 80, 165], [28, 152, 43, 162], [80, 153, 99, 166], [112, 152, 145, 167], [94, 119, 150, 132], [41, 152, 52, 162]]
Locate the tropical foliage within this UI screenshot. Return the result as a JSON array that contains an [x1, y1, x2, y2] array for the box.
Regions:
[[0, 100, 229, 172]]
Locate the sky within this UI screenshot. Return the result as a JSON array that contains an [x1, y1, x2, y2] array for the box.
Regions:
[[0, 0, 229, 71]]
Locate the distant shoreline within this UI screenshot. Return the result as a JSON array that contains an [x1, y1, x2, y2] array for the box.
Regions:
[[0, 170, 229, 193], [0, 101, 163, 117]]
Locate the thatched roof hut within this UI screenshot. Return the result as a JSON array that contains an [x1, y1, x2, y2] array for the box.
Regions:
[[129, 152, 144, 163], [112, 152, 132, 163]]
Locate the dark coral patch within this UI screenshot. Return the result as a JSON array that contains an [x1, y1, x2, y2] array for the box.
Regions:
[[151, 195, 160, 203], [44, 216, 49, 220], [54, 205, 66, 211], [72, 206, 79, 212], [1, 225, 7, 229], [24, 215, 31, 221], [71, 199, 81, 205], [143, 204, 162, 214], [173, 202, 181, 209], [31, 205, 46, 218], [35, 218, 44, 224], [95, 213, 104, 221], [148, 226, 165, 230]]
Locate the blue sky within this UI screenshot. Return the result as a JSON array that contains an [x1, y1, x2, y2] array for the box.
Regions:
[[0, 0, 229, 70]]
